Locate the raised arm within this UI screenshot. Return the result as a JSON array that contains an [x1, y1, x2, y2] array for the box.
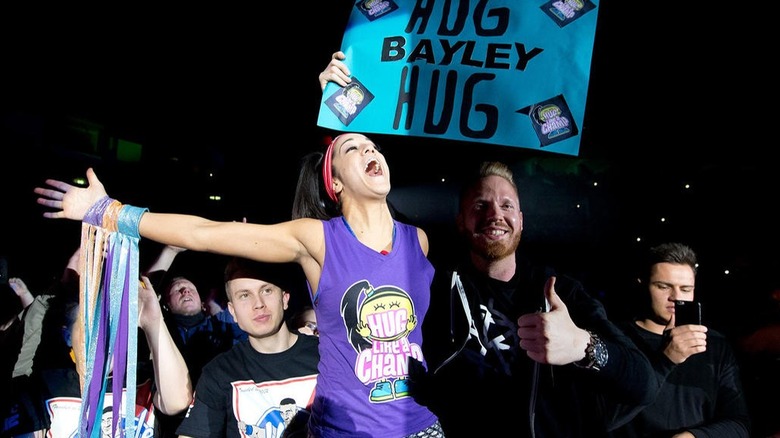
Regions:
[[8, 277, 34, 310], [138, 275, 192, 415], [34, 168, 325, 279], [145, 245, 187, 276], [143, 244, 187, 291]]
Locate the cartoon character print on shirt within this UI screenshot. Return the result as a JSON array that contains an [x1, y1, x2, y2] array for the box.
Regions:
[[231, 377, 316, 438], [340, 280, 423, 403], [46, 379, 156, 438], [238, 408, 283, 438]]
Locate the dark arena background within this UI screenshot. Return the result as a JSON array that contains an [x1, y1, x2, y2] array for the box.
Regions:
[[1, 3, 776, 435]]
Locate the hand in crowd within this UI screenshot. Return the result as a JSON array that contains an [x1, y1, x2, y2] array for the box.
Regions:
[[8, 277, 34, 309], [204, 290, 225, 316], [138, 275, 163, 332], [319, 50, 351, 91], [516, 276, 591, 365], [663, 314, 708, 364]]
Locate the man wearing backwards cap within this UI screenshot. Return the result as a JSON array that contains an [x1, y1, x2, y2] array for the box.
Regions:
[[177, 258, 319, 438]]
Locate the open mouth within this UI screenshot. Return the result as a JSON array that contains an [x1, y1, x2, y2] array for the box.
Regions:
[[478, 227, 508, 238], [365, 158, 382, 176]]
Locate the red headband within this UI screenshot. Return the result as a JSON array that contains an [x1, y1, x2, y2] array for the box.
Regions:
[[322, 135, 342, 203]]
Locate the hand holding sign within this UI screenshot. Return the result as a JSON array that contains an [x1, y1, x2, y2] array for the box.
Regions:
[[319, 0, 599, 157]]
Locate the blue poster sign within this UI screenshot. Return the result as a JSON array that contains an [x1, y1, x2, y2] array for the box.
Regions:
[[318, 0, 600, 157]]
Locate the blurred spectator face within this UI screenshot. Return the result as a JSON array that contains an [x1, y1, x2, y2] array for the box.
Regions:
[[299, 308, 318, 336], [165, 277, 203, 316]]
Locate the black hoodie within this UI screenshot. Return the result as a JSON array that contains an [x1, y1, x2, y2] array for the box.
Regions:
[[418, 254, 658, 438]]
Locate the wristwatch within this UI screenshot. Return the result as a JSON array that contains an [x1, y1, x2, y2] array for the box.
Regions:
[[574, 330, 608, 371]]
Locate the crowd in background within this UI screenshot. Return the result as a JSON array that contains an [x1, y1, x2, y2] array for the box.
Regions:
[[2, 155, 778, 436], [1, 2, 778, 433]]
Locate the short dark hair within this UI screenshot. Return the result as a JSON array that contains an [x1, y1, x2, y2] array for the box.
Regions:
[[627, 242, 698, 320], [642, 242, 698, 282], [223, 258, 306, 300]]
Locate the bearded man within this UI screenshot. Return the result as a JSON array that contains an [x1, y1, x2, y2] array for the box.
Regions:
[[419, 161, 659, 438]]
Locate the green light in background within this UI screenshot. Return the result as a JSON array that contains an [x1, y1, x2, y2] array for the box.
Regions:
[[116, 138, 142, 162]]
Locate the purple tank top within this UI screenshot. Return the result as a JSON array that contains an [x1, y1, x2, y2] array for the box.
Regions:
[[308, 217, 438, 437]]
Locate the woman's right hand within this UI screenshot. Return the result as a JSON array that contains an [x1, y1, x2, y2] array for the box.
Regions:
[[319, 51, 351, 91], [34, 167, 108, 221]]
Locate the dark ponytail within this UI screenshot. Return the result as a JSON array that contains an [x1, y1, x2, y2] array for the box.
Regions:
[[292, 151, 341, 220]]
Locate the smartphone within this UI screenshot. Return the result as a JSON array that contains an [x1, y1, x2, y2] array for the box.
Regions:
[[674, 300, 702, 326]]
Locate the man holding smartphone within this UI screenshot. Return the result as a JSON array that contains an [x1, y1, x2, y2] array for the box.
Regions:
[[605, 242, 751, 437]]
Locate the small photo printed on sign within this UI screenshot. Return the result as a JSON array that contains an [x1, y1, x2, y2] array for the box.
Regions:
[[540, 0, 597, 28], [355, 0, 399, 22], [324, 77, 375, 126], [519, 94, 579, 148]]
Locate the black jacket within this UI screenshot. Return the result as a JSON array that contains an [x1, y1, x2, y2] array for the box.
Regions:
[[607, 322, 751, 437], [419, 254, 658, 438]]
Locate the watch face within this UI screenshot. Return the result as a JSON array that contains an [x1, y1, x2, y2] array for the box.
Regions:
[[574, 331, 609, 371], [593, 342, 608, 367], [590, 336, 608, 369]]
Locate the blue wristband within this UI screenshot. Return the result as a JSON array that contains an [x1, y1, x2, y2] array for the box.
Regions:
[[117, 205, 149, 238]]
